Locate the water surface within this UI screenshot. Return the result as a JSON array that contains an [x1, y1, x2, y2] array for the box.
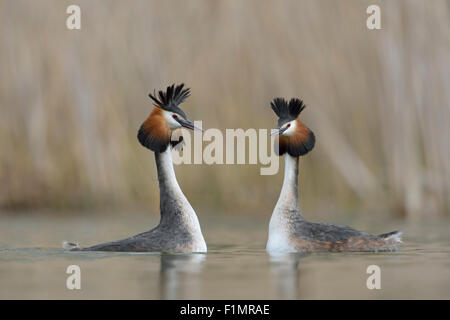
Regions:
[[1, 213, 449, 299]]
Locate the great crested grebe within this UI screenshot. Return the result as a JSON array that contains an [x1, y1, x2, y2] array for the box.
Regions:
[[64, 83, 207, 252], [266, 97, 402, 253]]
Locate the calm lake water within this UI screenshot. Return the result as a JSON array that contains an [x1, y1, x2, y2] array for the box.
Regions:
[[0, 213, 449, 299]]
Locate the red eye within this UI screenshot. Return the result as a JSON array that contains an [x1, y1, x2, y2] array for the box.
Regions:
[[287, 124, 291, 128], [172, 114, 177, 119]]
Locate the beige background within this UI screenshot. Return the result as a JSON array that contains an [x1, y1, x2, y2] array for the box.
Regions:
[[0, 0, 449, 219]]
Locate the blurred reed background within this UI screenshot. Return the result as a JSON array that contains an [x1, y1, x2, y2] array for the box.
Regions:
[[0, 0, 449, 219]]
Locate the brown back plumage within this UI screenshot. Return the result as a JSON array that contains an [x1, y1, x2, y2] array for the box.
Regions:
[[291, 236, 396, 252]]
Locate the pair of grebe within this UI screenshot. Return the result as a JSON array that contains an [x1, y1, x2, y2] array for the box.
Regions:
[[64, 83, 401, 253]]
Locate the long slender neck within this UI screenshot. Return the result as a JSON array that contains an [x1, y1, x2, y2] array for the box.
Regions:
[[273, 154, 302, 217], [154, 148, 199, 227], [155, 147, 184, 204], [267, 154, 303, 252]]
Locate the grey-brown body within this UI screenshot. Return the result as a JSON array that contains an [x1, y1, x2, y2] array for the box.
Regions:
[[76, 148, 207, 253], [266, 155, 401, 253]]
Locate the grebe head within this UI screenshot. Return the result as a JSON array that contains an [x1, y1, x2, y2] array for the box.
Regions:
[[138, 83, 203, 152], [269, 97, 315, 157]]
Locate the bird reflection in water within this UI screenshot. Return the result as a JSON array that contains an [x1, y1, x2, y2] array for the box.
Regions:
[[269, 253, 308, 299], [159, 253, 206, 299]]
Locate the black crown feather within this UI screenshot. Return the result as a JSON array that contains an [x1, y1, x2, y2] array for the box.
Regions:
[[148, 83, 190, 117], [270, 97, 306, 126]]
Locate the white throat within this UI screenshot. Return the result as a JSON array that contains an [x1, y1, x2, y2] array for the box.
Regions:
[[157, 148, 184, 196], [275, 154, 300, 212]]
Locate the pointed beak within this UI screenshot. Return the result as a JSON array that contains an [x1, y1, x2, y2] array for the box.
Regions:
[[176, 118, 204, 132], [270, 127, 287, 136]]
